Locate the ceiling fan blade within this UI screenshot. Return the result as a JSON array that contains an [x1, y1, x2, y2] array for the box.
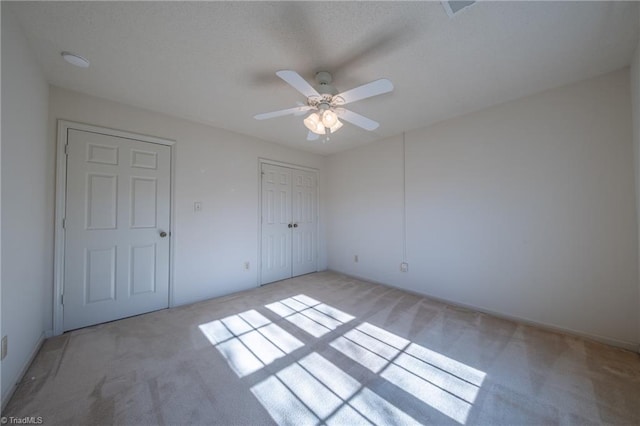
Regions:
[[276, 70, 320, 99], [335, 79, 393, 105], [294, 102, 311, 116], [307, 131, 319, 141], [254, 105, 313, 120], [336, 108, 380, 131]]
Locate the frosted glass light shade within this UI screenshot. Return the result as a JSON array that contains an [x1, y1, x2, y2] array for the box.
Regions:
[[330, 119, 343, 133], [321, 110, 338, 127], [304, 113, 325, 134], [304, 113, 320, 131]]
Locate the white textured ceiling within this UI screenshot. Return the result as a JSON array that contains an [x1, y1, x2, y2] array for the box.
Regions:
[[8, 1, 639, 155]]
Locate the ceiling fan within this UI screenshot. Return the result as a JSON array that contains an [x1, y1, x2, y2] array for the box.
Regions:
[[254, 70, 393, 141]]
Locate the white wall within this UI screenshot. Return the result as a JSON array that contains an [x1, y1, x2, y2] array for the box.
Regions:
[[1, 6, 52, 406], [328, 69, 639, 348], [632, 34, 640, 347], [49, 87, 327, 309], [327, 134, 404, 284], [1, 2, 4, 406]]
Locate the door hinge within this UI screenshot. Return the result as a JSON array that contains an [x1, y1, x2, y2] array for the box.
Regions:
[[64, 144, 69, 155], [60, 294, 64, 305], [62, 218, 66, 229]]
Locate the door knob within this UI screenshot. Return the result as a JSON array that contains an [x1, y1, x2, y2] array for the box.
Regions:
[[288, 224, 293, 228], [293, 223, 298, 228], [159, 231, 168, 238]]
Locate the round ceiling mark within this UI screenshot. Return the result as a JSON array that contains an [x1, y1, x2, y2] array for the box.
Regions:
[[61, 51, 90, 68]]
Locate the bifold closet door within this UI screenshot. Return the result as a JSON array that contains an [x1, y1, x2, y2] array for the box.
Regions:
[[261, 164, 293, 284], [291, 169, 317, 277], [261, 164, 317, 285]]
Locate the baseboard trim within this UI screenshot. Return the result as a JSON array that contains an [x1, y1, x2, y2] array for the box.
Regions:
[[1, 332, 46, 413], [328, 269, 639, 353]]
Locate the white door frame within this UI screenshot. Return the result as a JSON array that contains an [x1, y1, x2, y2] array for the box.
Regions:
[[258, 158, 319, 286], [53, 120, 176, 335]]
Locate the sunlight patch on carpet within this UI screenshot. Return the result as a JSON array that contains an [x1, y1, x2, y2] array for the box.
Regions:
[[251, 352, 420, 425], [202, 295, 486, 424], [199, 309, 303, 377], [265, 294, 354, 337], [331, 322, 486, 424]]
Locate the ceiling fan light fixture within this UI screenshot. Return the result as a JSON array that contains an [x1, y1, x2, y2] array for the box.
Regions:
[[304, 111, 343, 135], [256, 70, 393, 141]]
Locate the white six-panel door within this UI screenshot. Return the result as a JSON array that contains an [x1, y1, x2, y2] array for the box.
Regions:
[[261, 163, 317, 285], [63, 129, 171, 331]]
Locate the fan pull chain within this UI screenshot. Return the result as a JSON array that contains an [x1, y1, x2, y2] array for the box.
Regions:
[[324, 127, 332, 143]]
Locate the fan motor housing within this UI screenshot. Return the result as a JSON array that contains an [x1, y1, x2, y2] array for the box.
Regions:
[[315, 71, 338, 95]]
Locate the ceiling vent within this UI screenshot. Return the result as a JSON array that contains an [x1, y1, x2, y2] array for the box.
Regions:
[[442, 1, 476, 18]]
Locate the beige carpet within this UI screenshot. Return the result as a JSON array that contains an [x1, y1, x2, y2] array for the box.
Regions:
[[3, 271, 640, 425]]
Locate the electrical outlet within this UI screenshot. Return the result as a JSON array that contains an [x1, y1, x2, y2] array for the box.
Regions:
[[1, 335, 7, 360], [244, 261, 250, 270], [354, 255, 359, 263], [400, 262, 409, 272]]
